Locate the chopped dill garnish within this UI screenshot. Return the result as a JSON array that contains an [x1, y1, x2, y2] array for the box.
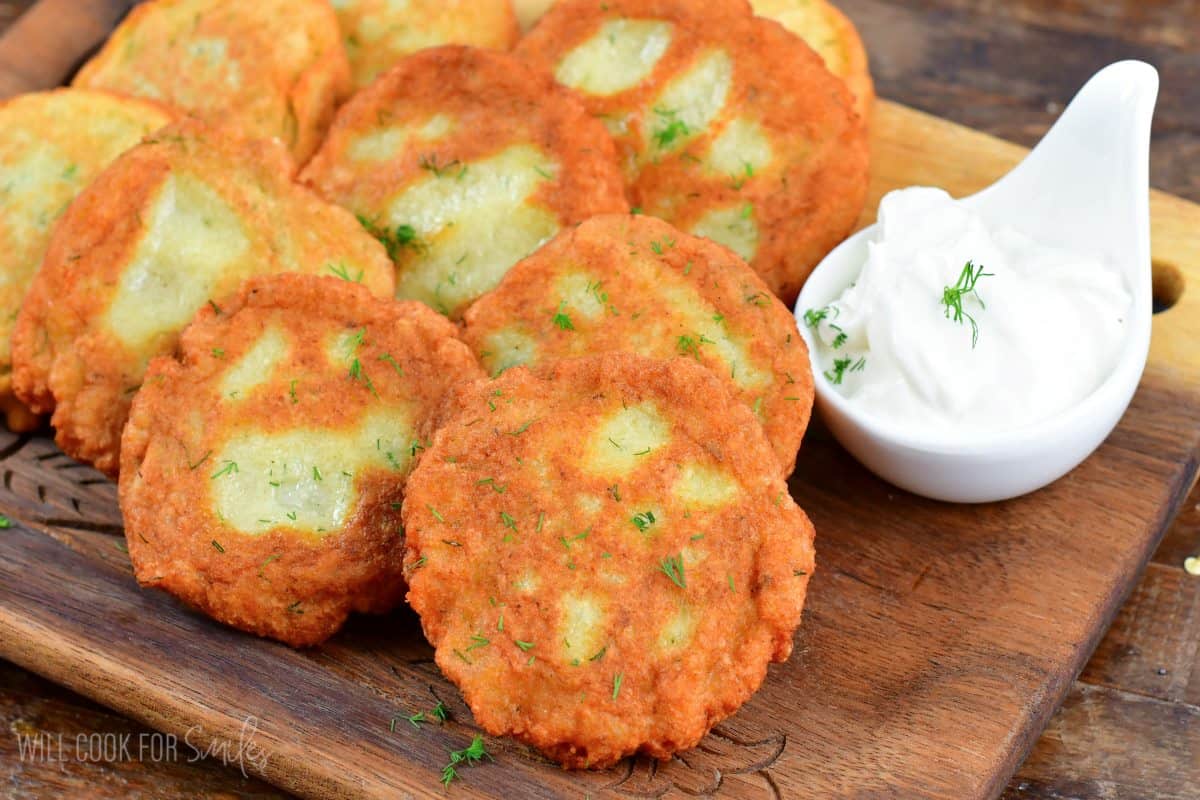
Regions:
[[552, 301, 575, 331], [466, 634, 490, 651], [431, 702, 449, 722], [652, 107, 689, 149], [941, 260, 994, 348], [824, 356, 865, 385], [500, 511, 517, 530], [428, 505, 444, 522], [256, 554, 280, 579], [676, 335, 701, 359], [515, 640, 535, 651], [440, 735, 489, 788], [658, 554, 686, 589], [745, 292, 769, 307], [506, 420, 535, 436], [803, 305, 835, 328], [649, 237, 673, 255], [379, 352, 404, 376], [327, 262, 363, 283], [188, 450, 212, 471], [631, 510, 656, 532], [210, 460, 238, 479], [407, 712, 425, 728], [612, 671, 624, 700], [356, 214, 425, 259], [211, 539, 225, 553]]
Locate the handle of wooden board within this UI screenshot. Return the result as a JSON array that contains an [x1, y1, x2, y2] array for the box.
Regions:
[[0, 0, 133, 99], [1146, 190, 1200, 380]]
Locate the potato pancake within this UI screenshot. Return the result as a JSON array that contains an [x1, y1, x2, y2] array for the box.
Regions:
[[0, 89, 172, 432], [462, 214, 813, 476], [73, 0, 349, 161], [121, 274, 482, 647], [301, 45, 628, 320], [403, 352, 815, 767], [751, 0, 874, 119], [517, 0, 869, 304], [12, 120, 394, 477], [515, 0, 874, 119], [333, 0, 520, 88]]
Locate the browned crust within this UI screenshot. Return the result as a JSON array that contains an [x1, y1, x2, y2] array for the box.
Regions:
[[120, 273, 483, 647], [300, 45, 629, 316], [336, 0, 522, 88], [822, 0, 875, 121], [0, 88, 176, 434], [403, 352, 815, 767], [73, 0, 350, 162], [517, 0, 869, 304], [461, 213, 814, 475], [11, 119, 395, 477]]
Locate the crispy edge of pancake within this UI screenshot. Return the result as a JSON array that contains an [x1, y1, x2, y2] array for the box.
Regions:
[[403, 352, 814, 766], [460, 213, 814, 475], [120, 273, 483, 646]]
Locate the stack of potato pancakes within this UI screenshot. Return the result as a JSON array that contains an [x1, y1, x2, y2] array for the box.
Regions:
[[0, 0, 872, 769]]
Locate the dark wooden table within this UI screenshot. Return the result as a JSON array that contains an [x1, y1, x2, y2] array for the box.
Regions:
[[1, 1, 1197, 797]]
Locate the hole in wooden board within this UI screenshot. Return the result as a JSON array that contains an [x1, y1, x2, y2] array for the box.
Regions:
[[1152, 259, 1185, 314]]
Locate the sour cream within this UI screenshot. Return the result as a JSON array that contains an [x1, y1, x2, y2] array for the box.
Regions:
[[803, 187, 1132, 436]]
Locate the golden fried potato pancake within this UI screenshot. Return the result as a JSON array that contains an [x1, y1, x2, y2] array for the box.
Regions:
[[12, 120, 394, 477], [0, 89, 173, 433], [403, 352, 815, 767], [516, 0, 872, 118], [73, 0, 349, 162], [517, 0, 869, 304], [301, 45, 628, 319], [121, 274, 482, 647], [751, 0, 873, 119], [462, 214, 813, 475], [334, 0, 520, 88]]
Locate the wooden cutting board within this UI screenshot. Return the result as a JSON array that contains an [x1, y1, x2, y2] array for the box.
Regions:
[[0, 3, 1198, 798]]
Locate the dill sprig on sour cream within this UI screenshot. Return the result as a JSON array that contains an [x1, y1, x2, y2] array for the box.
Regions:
[[940, 260, 994, 348]]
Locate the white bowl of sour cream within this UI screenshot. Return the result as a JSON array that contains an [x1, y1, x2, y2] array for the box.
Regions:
[[795, 61, 1159, 503]]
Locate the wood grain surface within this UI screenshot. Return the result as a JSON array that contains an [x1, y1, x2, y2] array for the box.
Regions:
[[1, 1, 1198, 799]]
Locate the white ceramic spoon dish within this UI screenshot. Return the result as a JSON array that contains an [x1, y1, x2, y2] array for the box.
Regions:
[[794, 60, 1159, 503]]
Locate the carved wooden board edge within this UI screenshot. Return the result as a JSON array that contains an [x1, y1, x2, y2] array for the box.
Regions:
[[0, 521, 804, 799], [980, 449, 1200, 798]]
